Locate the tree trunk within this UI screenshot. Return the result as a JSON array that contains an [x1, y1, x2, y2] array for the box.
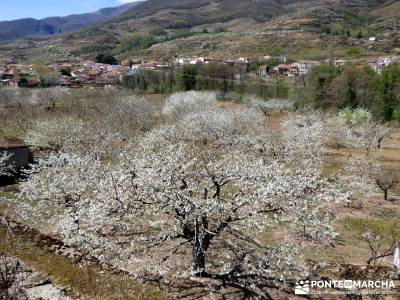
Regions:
[[384, 189, 388, 201], [192, 216, 211, 277], [377, 138, 383, 149], [193, 239, 206, 276]]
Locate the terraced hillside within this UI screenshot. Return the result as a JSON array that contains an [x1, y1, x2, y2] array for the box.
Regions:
[[0, 0, 399, 63]]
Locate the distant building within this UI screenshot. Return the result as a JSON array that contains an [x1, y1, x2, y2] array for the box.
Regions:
[[333, 59, 346, 67], [0, 79, 11, 87], [296, 60, 320, 75], [369, 56, 394, 74], [141, 61, 159, 70], [259, 65, 269, 77], [274, 64, 290, 75], [262, 55, 272, 61]]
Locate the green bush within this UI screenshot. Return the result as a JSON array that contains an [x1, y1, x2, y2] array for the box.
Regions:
[[120, 34, 156, 53], [347, 47, 360, 56], [214, 26, 227, 33], [177, 65, 198, 91], [150, 28, 168, 36], [337, 108, 372, 126], [95, 54, 118, 65]]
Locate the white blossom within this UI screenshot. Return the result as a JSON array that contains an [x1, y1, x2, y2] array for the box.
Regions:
[[163, 91, 217, 117], [0, 152, 14, 176], [16, 92, 366, 297]]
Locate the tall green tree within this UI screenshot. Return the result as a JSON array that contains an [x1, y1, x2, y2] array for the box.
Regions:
[[375, 65, 400, 121], [330, 65, 376, 109], [307, 64, 339, 108], [179, 65, 198, 91]]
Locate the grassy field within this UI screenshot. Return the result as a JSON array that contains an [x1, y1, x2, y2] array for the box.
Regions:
[[0, 224, 167, 300]]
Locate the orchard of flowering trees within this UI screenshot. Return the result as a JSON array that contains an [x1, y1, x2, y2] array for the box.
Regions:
[[12, 90, 379, 299], [1, 86, 397, 298]]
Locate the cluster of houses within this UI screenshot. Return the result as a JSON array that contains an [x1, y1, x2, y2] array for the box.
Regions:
[[61, 62, 135, 86], [174, 56, 249, 68], [261, 60, 321, 77], [0, 60, 137, 88], [126, 56, 250, 72], [259, 59, 340, 77], [1, 55, 398, 88], [259, 56, 398, 77], [0, 62, 39, 87], [368, 57, 394, 74], [0, 56, 252, 88]]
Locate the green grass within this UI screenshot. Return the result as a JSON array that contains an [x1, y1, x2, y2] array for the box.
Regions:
[[341, 217, 400, 245], [0, 227, 168, 300], [0, 190, 167, 299], [0, 191, 18, 213], [0, 130, 21, 141]]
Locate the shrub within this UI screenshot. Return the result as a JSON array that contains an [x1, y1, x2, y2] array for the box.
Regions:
[[95, 54, 118, 65], [119, 34, 156, 53], [338, 108, 372, 127], [347, 47, 360, 56]]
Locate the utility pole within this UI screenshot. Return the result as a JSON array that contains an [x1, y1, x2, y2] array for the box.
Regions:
[[135, 69, 139, 93], [276, 72, 279, 98], [240, 65, 245, 100], [170, 54, 177, 93], [160, 69, 164, 94]]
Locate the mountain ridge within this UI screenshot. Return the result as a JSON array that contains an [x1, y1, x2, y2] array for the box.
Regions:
[[1, 0, 399, 63], [0, 2, 141, 42]]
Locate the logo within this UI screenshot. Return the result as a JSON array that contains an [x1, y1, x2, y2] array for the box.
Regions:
[[294, 279, 397, 296], [295, 280, 310, 295]]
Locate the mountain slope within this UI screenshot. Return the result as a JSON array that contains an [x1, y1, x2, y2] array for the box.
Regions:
[[116, 0, 390, 26], [0, 2, 140, 42], [1, 0, 398, 63]]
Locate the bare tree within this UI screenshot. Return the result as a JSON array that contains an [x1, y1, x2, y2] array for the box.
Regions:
[[87, 95, 156, 139], [347, 121, 392, 156], [362, 231, 396, 268], [374, 171, 399, 201], [374, 123, 392, 149], [249, 98, 294, 116], [346, 148, 398, 201]]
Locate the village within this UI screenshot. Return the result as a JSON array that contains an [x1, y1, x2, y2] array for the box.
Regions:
[[0, 54, 398, 88]]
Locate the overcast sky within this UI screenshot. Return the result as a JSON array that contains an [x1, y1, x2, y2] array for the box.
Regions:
[[0, 0, 140, 21]]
